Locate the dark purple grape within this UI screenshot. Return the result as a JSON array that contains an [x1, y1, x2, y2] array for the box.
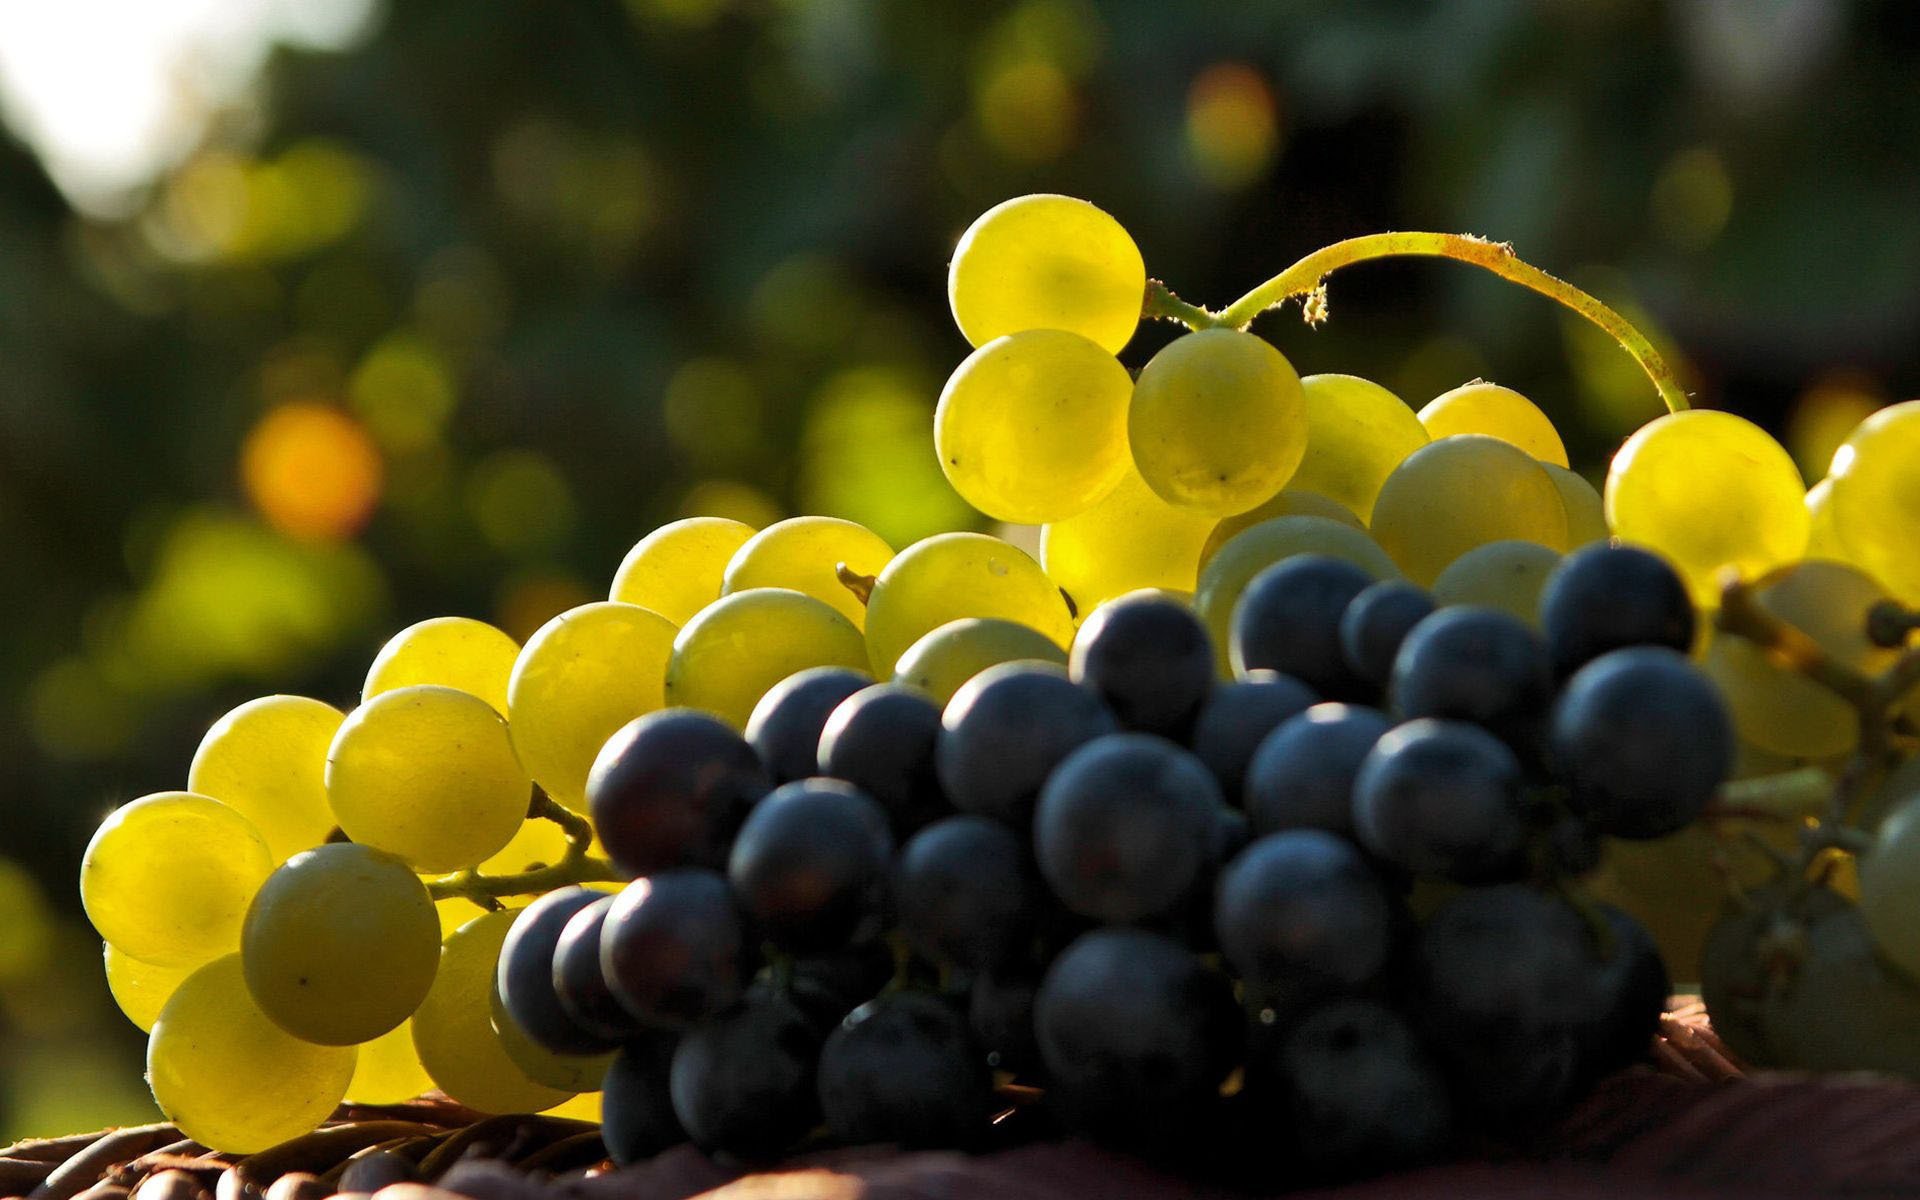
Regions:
[[1214, 831, 1396, 1009], [746, 667, 873, 784], [1339, 581, 1435, 690], [1068, 592, 1214, 738], [588, 709, 771, 878], [670, 986, 825, 1162], [1188, 671, 1318, 803], [1352, 719, 1528, 884], [1539, 543, 1695, 678], [1242, 703, 1392, 837], [496, 887, 620, 1056], [1577, 903, 1668, 1085], [727, 778, 893, 954], [600, 1034, 684, 1165], [935, 663, 1117, 828], [553, 895, 645, 1042], [1389, 606, 1551, 747], [1230, 554, 1377, 698], [600, 868, 749, 1029], [895, 815, 1036, 972], [817, 683, 949, 835], [817, 991, 992, 1149]]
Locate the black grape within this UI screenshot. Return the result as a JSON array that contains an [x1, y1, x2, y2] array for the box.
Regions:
[[1577, 903, 1668, 1085], [1338, 581, 1436, 690], [968, 970, 1040, 1073], [552, 895, 646, 1041], [895, 814, 1037, 972], [600, 1034, 684, 1166], [496, 887, 620, 1056], [1188, 671, 1318, 802], [727, 778, 893, 954], [1352, 719, 1528, 884], [1549, 646, 1733, 839], [745, 667, 873, 784], [670, 986, 825, 1161], [817, 683, 949, 835], [1229, 554, 1376, 698], [601, 868, 749, 1029], [817, 991, 993, 1149], [588, 709, 771, 878], [935, 663, 1117, 828], [1068, 591, 1214, 738], [782, 942, 898, 1030], [1388, 606, 1551, 746], [1539, 543, 1695, 678], [1214, 831, 1396, 1011], [1243, 703, 1392, 837]]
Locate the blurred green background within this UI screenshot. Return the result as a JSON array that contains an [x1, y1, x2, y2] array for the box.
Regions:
[[2, 0, 1917, 1138]]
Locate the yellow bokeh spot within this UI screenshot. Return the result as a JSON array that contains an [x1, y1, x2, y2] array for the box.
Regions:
[[1651, 147, 1733, 251], [466, 451, 575, 554], [748, 255, 863, 353], [1186, 63, 1281, 190], [664, 358, 765, 467], [241, 403, 384, 541], [28, 657, 139, 759], [799, 366, 976, 548], [0, 860, 55, 984], [349, 333, 457, 453], [154, 141, 371, 264], [1787, 371, 1883, 482], [626, 0, 729, 27], [678, 480, 787, 530], [975, 60, 1077, 164], [495, 573, 597, 645], [492, 120, 658, 266]]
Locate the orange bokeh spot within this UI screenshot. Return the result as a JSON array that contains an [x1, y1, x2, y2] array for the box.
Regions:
[[241, 402, 384, 541]]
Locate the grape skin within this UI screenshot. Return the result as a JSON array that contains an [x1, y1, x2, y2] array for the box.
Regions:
[[1070, 591, 1214, 738], [1418, 382, 1568, 467], [744, 666, 873, 784], [1187, 671, 1318, 804], [721, 515, 894, 630], [1430, 540, 1562, 627], [1195, 516, 1401, 675], [609, 516, 756, 626], [588, 708, 770, 879], [414, 910, 574, 1115], [1286, 374, 1428, 523], [863, 533, 1076, 679], [946, 193, 1145, 355], [362, 616, 520, 715], [936, 662, 1118, 828], [1230, 554, 1376, 698], [103, 943, 191, 1033], [1825, 398, 1920, 604], [1042, 462, 1218, 609], [188, 696, 344, 863], [891, 616, 1066, 706], [1200, 489, 1364, 569], [665, 588, 869, 731], [1371, 434, 1569, 586]]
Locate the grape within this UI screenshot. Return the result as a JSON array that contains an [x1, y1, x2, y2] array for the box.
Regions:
[[1538, 543, 1696, 678], [609, 516, 756, 626], [1195, 516, 1401, 673], [1284, 374, 1428, 523], [1187, 671, 1318, 803], [863, 532, 1076, 679], [1605, 409, 1809, 606], [818, 991, 992, 1150], [362, 616, 520, 715], [1388, 606, 1551, 746], [1069, 591, 1214, 737], [817, 683, 948, 835], [946, 193, 1145, 355], [1041, 462, 1217, 610], [1128, 328, 1308, 516], [968, 970, 1040, 1073], [553, 896, 646, 1041], [601, 1035, 685, 1166], [1859, 795, 1920, 979], [891, 616, 1066, 706], [1825, 399, 1920, 604], [1578, 904, 1669, 1084], [665, 588, 869, 731], [1243, 704, 1392, 837], [413, 909, 573, 1114], [187, 696, 344, 863], [1215, 831, 1395, 1006], [1199, 489, 1364, 569], [1338, 581, 1435, 690], [600, 868, 748, 1028], [1230, 554, 1375, 698], [671, 985, 827, 1161], [1417, 382, 1568, 467], [103, 943, 191, 1033], [1430, 540, 1562, 626], [1764, 903, 1920, 1078], [896, 815, 1036, 971], [497, 888, 620, 1057], [1352, 720, 1528, 884], [346, 1019, 434, 1105], [728, 778, 894, 954], [479, 816, 571, 876], [327, 685, 529, 873], [1035, 734, 1220, 923], [745, 666, 873, 783], [241, 843, 439, 1045], [489, 970, 615, 1092], [588, 709, 770, 878], [936, 330, 1133, 523], [1550, 647, 1732, 839], [1371, 435, 1569, 586], [1542, 464, 1608, 547], [721, 515, 894, 630], [81, 792, 274, 968], [508, 601, 678, 812], [936, 662, 1118, 827], [1804, 477, 1852, 561]]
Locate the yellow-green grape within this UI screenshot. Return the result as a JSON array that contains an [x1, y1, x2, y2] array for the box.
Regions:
[[188, 696, 344, 863], [1605, 410, 1808, 607], [544, 1092, 603, 1121], [935, 330, 1133, 524], [412, 910, 572, 1114], [147, 954, 356, 1152], [862, 532, 1078, 677], [1041, 463, 1217, 610], [1371, 435, 1569, 586], [947, 193, 1146, 355], [363, 617, 521, 715], [1542, 464, 1609, 547], [1289, 374, 1429, 522], [509, 601, 677, 812], [892, 618, 1069, 706], [1826, 399, 1920, 604], [608, 516, 756, 626], [436, 896, 492, 939], [1199, 490, 1364, 570], [1862, 795, 1920, 980], [482, 817, 572, 876], [1129, 329, 1309, 516], [1417, 382, 1570, 467], [241, 843, 440, 1045], [103, 943, 192, 1033], [1431, 541, 1563, 626], [721, 515, 895, 630], [1805, 479, 1853, 561], [347, 1019, 434, 1105], [490, 973, 613, 1091], [1704, 560, 1899, 759], [1195, 517, 1401, 674], [665, 588, 869, 729], [327, 686, 529, 873], [81, 793, 274, 968]]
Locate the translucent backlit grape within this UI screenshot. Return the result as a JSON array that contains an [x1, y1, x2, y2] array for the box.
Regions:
[[1041, 463, 1217, 611], [936, 330, 1133, 524], [1542, 464, 1608, 547], [1861, 796, 1920, 981], [609, 517, 756, 626], [187, 696, 344, 863], [863, 533, 1077, 677], [1804, 479, 1854, 562], [363, 617, 521, 714], [1417, 382, 1569, 467], [1194, 516, 1401, 674], [1826, 399, 1920, 604], [1372, 435, 1569, 586], [947, 194, 1146, 355], [103, 943, 191, 1032], [892, 617, 1068, 706], [1129, 329, 1308, 516], [665, 588, 869, 730], [81, 792, 274, 968], [412, 910, 573, 1114], [1290, 374, 1429, 522], [347, 1019, 434, 1105], [482, 817, 572, 876], [1431, 541, 1563, 626], [721, 516, 894, 630], [1199, 490, 1364, 570]]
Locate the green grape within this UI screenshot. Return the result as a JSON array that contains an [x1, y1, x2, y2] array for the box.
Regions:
[[1430, 540, 1564, 626], [1763, 902, 1920, 1078], [608, 516, 756, 626], [490, 972, 614, 1091], [81, 792, 274, 968], [412, 910, 573, 1114], [103, 943, 191, 1033], [1199, 489, 1363, 570], [147, 954, 356, 1152], [1041, 462, 1217, 610], [1703, 560, 1899, 758], [363, 617, 521, 715], [187, 696, 344, 863], [1371, 435, 1569, 586], [508, 601, 678, 812], [862, 532, 1078, 677], [947, 193, 1145, 355], [1129, 328, 1308, 516], [1289, 374, 1429, 522], [1605, 410, 1808, 607], [935, 330, 1133, 524], [544, 1092, 603, 1121], [436, 895, 493, 938], [482, 817, 572, 875], [1417, 382, 1569, 467], [665, 588, 870, 729], [241, 843, 440, 1045], [1699, 883, 1849, 1067], [347, 1019, 434, 1105], [892, 618, 1068, 706], [1862, 753, 1920, 831], [1595, 822, 1797, 989], [1194, 516, 1401, 674], [1542, 463, 1609, 547], [1861, 795, 1920, 980], [1804, 478, 1853, 562], [1826, 400, 1920, 605], [327, 685, 529, 873], [721, 515, 894, 630]]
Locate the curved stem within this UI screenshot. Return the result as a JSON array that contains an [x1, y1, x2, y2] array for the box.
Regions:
[[1143, 280, 1225, 330], [425, 790, 623, 904]]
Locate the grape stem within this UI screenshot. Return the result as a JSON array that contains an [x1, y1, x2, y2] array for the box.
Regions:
[[1144, 232, 1691, 415], [423, 790, 622, 904], [836, 563, 876, 605]]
